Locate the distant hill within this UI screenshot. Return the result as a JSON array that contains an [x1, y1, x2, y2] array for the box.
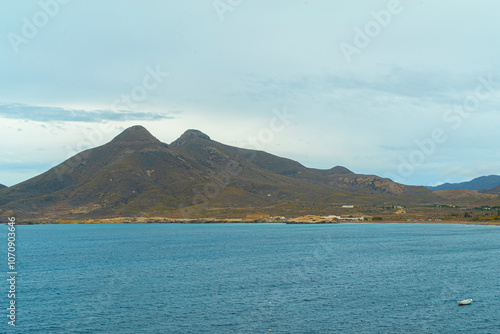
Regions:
[[0, 184, 6, 190], [0, 125, 444, 219], [434, 189, 497, 200], [427, 175, 500, 191], [480, 185, 500, 196]]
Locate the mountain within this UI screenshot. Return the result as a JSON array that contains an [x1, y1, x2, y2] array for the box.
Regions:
[[0, 125, 442, 219], [427, 175, 500, 191], [0, 184, 6, 189], [168, 130, 434, 200], [0, 126, 209, 218]]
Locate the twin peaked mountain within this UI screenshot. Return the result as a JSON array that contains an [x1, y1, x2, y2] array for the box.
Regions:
[[0, 126, 438, 219]]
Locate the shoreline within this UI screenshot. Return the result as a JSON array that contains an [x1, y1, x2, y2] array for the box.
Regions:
[[6, 219, 500, 226]]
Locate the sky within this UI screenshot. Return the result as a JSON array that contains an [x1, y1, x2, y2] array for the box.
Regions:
[[1, 0, 500, 187]]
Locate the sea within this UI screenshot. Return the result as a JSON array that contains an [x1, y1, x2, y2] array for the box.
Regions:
[[2, 223, 499, 333]]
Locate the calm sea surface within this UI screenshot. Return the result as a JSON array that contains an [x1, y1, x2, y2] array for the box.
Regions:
[[2, 223, 499, 333]]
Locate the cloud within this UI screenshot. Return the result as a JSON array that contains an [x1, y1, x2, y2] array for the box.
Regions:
[[0, 103, 173, 122]]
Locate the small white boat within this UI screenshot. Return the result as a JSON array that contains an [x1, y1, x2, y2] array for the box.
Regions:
[[458, 299, 472, 305]]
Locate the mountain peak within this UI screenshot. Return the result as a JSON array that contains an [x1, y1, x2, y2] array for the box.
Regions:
[[182, 129, 211, 140], [328, 166, 353, 174], [312, 165, 353, 175], [110, 125, 161, 145], [171, 129, 211, 147]]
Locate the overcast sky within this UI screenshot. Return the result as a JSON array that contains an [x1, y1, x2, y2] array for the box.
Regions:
[[1, 0, 500, 187]]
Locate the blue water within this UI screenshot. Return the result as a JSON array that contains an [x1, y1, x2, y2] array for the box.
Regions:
[[2, 223, 499, 333]]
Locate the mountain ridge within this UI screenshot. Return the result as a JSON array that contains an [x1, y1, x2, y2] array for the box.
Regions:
[[427, 175, 500, 191], [0, 125, 484, 219]]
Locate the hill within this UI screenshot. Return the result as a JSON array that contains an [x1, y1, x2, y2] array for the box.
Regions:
[[0, 125, 452, 219], [427, 175, 500, 191], [480, 185, 500, 195], [0, 184, 6, 190], [434, 189, 497, 200]]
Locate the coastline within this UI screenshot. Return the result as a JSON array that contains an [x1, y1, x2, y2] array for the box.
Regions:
[[7, 217, 500, 226]]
